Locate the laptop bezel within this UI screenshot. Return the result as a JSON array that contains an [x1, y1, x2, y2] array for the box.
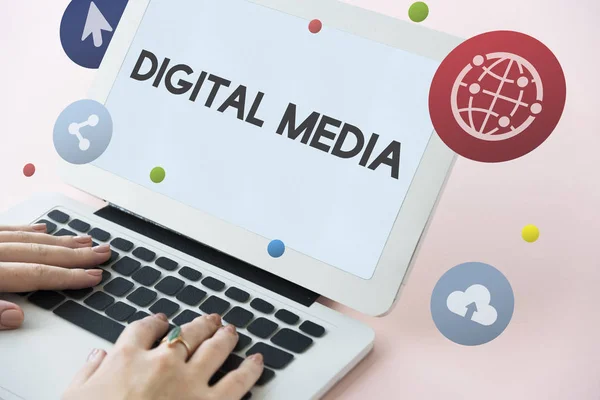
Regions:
[[59, 0, 462, 316]]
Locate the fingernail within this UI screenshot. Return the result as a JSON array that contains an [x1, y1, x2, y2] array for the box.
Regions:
[[32, 223, 47, 232], [207, 314, 221, 325], [224, 324, 237, 334], [86, 269, 103, 277], [154, 313, 168, 322], [87, 348, 99, 361], [74, 235, 92, 244], [248, 353, 263, 365], [93, 244, 110, 253], [0, 309, 24, 329]]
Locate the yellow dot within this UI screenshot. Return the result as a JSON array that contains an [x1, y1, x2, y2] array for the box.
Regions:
[[521, 224, 540, 243]]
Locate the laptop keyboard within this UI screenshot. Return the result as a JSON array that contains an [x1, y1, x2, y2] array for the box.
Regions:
[[25, 208, 327, 399]]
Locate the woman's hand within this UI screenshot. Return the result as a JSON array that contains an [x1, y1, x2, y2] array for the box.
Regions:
[[63, 313, 264, 400], [0, 224, 111, 330]]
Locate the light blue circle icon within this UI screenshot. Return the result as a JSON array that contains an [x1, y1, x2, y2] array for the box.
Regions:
[[267, 240, 285, 258], [431, 262, 514, 346], [53, 99, 113, 165]]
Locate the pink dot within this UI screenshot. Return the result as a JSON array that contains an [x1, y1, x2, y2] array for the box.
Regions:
[[309, 19, 322, 34], [23, 163, 35, 177]]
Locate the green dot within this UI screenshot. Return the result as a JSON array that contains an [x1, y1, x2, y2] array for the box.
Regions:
[[150, 166, 166, 183], [409, 2, 429, 23]]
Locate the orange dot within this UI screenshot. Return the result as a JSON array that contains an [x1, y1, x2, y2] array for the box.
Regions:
[[309, 19, 322, 34], [23, 163, 35, 177]]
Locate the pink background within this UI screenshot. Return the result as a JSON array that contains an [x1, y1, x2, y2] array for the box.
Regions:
[[1, 0, 600, 399]]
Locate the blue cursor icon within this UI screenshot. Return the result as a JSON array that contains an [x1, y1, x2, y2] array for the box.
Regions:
[[60, 0, 129, 69]]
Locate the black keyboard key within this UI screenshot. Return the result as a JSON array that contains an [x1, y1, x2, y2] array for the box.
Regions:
[[105, 301, 136, 322], [89, 227, 110, 242], [199, 296, 230, 315], [209, 370, 225, 386], [275, 309, 299, 325], [132, 266, 161, 286], [242, 393, 252, 400], [149, 298, 179, 318], [68, 219, 90, 233], [48, 209, 69, 223], [201, 276, 225, 291], [29, 291, 65, 310], [111, 237, 134, 252], [178, 266, 202, 281], [220, 353, 244, 372], [63, 287, 93, 300], [271, 328, 313, 353], [247, 318, 278, 339], [132, 247, 155, 262], [246, 343, 293, 369], [54, 228, 76, 237], [112, 256, 141, 276], [155, 276, 184, 296], [234, 332, 252, 352], [256, 368, 276, 386], [173, 309, 201, 325], [250, 298, 274, 314], [127, 287, 157, 307], [224, 307, 254, 328], [54, 300, 124, 343], [104, 277, 134, 297], [16, 292, 31, 297], [155, 256, 178, 271], [99, 270, 112, 285], [299, 321, 325, 338], [36, 219, 56, 234], [225, 287, 250, 303], [176, 286, 207, 306], [84, 292, 115, 311], [101, 250, 119, 267], [128, 311, 150, 324]]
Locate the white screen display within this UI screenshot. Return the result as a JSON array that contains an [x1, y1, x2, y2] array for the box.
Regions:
[[94, 0, 440, 279]]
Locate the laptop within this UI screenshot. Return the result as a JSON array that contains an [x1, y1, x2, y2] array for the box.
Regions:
[[0, 0, 461, 398]]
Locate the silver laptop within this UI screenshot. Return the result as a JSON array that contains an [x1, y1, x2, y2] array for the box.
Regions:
[[0, 0, 461, 398]]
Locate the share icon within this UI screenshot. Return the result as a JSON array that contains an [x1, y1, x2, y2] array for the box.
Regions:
[[68, 114, 99, 151], [54, 99, 113, 165]]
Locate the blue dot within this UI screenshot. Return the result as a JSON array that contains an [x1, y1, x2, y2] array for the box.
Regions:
[[267, 240, 285, 258]]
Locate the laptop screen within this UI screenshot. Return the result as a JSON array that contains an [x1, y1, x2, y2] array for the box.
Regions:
[[94, 0, 440, 280]]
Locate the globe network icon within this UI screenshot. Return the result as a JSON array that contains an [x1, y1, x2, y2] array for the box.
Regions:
[[429, 31, 566, 162]]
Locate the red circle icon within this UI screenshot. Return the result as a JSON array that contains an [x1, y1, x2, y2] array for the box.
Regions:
[[23, 163, 36, 177], [309, 19, 322, 34], [429, 31, 566, 163]]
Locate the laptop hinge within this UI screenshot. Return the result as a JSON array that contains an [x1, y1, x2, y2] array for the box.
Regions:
[[95, 204, 320, 307]]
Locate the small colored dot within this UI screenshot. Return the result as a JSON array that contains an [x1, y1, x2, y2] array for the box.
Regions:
[[309, 19, 322, 34], [23, 163, 35, 177], [408, 2, 429, 23], [150, 167, 166, 183], [268, 240, 285, 258], [521, 224, 540, 243]]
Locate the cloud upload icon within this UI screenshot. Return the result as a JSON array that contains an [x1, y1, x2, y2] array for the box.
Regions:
[[446, 284, 498, 326]]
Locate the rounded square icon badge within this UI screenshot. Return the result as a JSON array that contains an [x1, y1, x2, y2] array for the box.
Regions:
[[429, 31, 566, 162], [53, 99, 113, 164], [60, 0, 129, 69], [431, 262, 515, 346]]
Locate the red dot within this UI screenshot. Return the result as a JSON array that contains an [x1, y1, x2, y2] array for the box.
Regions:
[[23, 163, 35, 177], [309, 19, 322, 34]]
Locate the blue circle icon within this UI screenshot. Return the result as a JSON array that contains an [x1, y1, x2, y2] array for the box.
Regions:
[[267, 240, 285, 258], [53, 99, 113, 165], [430, 262, 515, 346], [60, 0, 128, 69]]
